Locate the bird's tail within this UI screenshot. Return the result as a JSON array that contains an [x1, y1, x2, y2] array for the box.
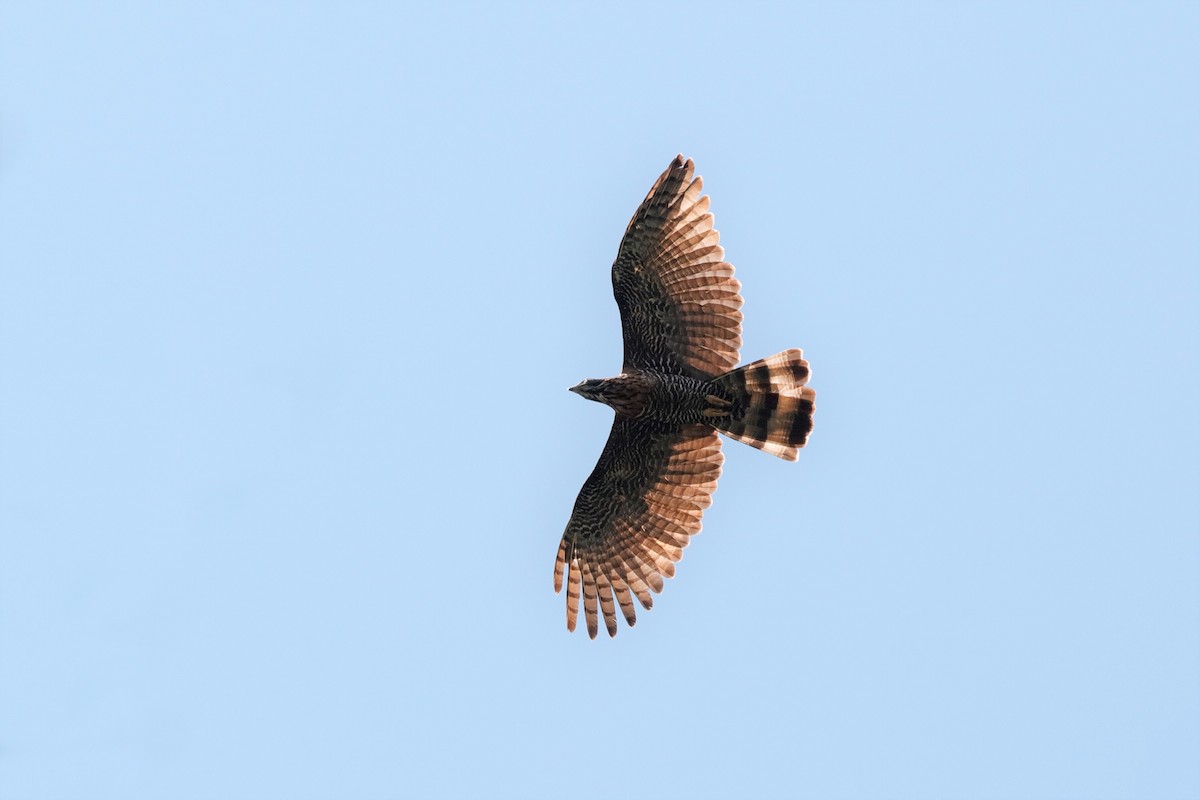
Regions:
[[709, 349, 815, 461]]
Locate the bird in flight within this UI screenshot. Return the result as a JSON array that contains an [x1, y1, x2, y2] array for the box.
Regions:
[[555, 155, 816, 638]]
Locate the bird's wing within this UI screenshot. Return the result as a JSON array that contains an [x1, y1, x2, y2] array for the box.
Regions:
[[612, 155, 744, 377], [554, 417, 723, 638]]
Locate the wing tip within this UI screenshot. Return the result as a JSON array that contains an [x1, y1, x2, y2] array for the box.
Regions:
[[670, 153, 695, 178]]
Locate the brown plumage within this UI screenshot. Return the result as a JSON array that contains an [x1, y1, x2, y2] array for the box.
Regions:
[[556, 155, 816, 638]]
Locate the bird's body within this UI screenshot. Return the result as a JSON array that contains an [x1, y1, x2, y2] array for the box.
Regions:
[[556, 155, 816, 638], [571, 370, 728, 425]]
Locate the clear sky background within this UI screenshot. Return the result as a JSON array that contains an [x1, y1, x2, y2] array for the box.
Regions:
[[1, 3, 1198, 799]]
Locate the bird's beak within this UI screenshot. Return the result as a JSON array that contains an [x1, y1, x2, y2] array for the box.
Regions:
[[568, 384, 582, 394]]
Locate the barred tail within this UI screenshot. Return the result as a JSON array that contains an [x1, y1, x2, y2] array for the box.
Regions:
[[711, 349, 815, 461]]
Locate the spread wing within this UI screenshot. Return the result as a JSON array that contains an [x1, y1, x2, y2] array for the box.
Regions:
[[554, 418, 723, 638], [612, 155, 744, 377]]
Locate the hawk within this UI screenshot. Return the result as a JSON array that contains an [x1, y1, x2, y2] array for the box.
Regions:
[[555, 155, 816, 638]]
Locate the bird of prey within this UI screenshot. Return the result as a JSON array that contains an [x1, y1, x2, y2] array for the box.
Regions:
[[555, 155, 816, 638]]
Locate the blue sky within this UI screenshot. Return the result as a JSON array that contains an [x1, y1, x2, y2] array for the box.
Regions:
[[1, 3, 1198, 799]]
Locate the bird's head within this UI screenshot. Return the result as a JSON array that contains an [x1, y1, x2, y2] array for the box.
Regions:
[[569, 378, 606, 403], [569, 375, 647, 416]]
